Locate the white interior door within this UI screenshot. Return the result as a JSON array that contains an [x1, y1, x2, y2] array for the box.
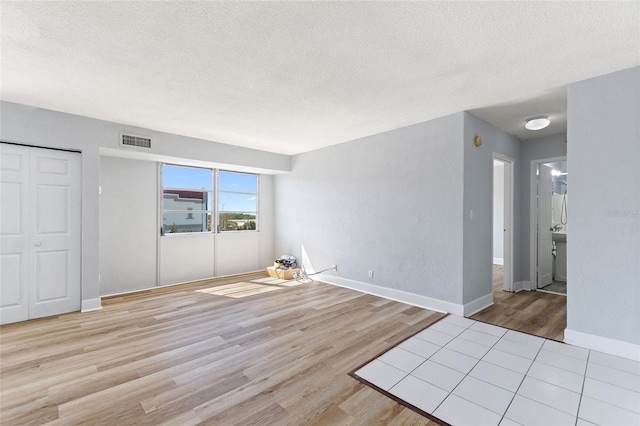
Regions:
[[537, 164, 553, 288], [0, 144, 81, 324], [0, 144, 30, 323], [29, 147, 81, 318]]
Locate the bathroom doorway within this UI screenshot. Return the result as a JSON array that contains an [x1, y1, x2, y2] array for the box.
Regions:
[[531, 158, 567, 295]]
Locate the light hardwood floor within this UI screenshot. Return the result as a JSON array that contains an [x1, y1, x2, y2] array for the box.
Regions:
[[470, 265, 567, 341], [1, 274, 445, 425]]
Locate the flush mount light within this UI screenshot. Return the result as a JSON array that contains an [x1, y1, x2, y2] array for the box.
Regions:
[[525, 116, 551, 131]]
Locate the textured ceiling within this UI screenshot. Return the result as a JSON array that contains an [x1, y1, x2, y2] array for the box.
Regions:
[[1, 1, 638, 155]]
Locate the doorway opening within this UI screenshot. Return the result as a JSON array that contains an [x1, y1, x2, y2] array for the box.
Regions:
[[531, 157, 567, 296], [472, 153, 567, 341], [493, 154, 513, 295]]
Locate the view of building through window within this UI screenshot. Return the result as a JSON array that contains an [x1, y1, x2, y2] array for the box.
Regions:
[[161, 165, 258, 234], [162, 165, 213, 233]]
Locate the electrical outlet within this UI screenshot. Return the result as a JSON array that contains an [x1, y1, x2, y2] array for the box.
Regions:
[[368, 270, 374, 279], [333, 264, 338, 271]]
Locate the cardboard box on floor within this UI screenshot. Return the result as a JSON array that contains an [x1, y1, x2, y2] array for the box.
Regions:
[[266, 267, 300, 280]]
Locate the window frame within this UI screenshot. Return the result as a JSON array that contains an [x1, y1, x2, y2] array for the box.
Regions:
[[161, 164, 214, 235], [216, 169, 259, 233], [159, 164, 259, 236]]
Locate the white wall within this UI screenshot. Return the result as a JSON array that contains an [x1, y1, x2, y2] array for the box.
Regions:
[[99, 157, 158, 295], [462, 113, 522, 306], [274, 113, 466, 309], [1, 101, 287, 307], [566, 66, 640, 349], [273, 112, 525, 314], [493, 161, 505, 264], [258, 175, 275, 268]]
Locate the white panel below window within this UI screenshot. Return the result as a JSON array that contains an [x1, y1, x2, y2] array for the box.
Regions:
[[160, 234, 215, 285], [215, 232, 260, 277]]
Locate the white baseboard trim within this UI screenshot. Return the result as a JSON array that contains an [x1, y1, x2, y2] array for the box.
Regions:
[[564, 328, 640, 362], [81, 298, 102, 312], [102, 270, 266, 298], [464, 293, 493, 316], [493, 257, 504, 266], [513, 281, 529, 292], [317, 274, 464, 316]]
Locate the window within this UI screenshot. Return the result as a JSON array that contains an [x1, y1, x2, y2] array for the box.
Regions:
[[161, 165, 259, 235], [162, 165, 213, 233], [218, 171, 258, 232]]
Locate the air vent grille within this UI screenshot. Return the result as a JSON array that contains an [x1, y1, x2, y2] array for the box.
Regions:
[[121, 134, 151, 149]]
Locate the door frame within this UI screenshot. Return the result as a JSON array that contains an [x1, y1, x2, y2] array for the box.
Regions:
[[493, 153, 514, 292], [529, 156, 567, 290]]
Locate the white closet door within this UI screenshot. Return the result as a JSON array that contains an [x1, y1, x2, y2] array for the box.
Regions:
[[0, 144, 81, 324], [29, 147, 81, 319], [0, 144, 30, 323]]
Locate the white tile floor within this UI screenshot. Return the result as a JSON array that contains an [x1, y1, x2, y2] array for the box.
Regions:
[[354, 316, 640, 426]]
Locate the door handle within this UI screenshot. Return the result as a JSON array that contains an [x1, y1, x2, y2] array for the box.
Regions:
[[34, 242, 42, 247]]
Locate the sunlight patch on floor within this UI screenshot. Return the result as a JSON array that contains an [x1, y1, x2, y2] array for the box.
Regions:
[[196, 277, 303, 298]]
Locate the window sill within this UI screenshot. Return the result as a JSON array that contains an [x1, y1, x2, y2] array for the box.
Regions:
[[217, 230, 260, 235], [161, 230, 260, 237]]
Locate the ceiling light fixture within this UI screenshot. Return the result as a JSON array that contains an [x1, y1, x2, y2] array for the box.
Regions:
[[525, 116, 551, 131]]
